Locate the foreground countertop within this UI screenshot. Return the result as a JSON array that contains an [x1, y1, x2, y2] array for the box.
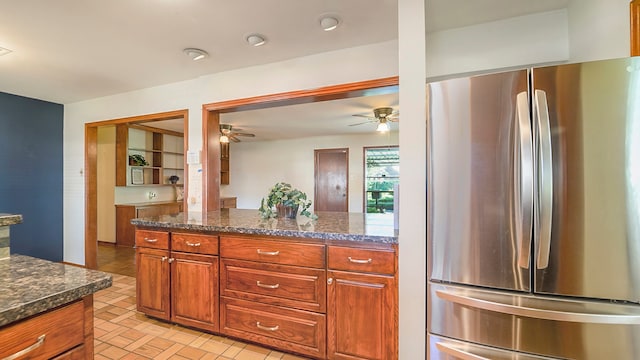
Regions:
[[131, 208, 398, 244], [0, 254, 112, 327], [0, 213, 22, 226]]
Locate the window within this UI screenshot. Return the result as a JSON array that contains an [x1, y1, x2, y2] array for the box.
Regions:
[[364, 146, 399, 213]]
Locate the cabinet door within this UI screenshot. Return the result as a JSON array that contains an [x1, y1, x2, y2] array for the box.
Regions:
[[136, 247, 170, 320], [171, 252, 219, 332], [327, 270, 397, 360]]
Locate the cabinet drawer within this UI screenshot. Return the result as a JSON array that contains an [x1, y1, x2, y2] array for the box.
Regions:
[[220, 197, 237, 208], [221, 259, 326, 313], [0, 300, 84, 360], [51, 344, 85, 360], [220, 297, 326, 359], [135, 229, 169, 249], [172, 232, 219, 255], [328, 246, 396, 275], [220, 236, 325, 268]]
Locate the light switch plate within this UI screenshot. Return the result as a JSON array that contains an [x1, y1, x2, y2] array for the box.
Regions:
[[187, 150, 201, 164]]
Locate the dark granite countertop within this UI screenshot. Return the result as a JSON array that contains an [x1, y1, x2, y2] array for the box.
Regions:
[[0, 255, 112, 327], [131, 208, 398, 244], [0, 213, 22, 226]]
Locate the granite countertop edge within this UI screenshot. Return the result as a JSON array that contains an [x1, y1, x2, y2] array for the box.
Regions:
[[0, 277, 112, 327], [131, 217, 398, 245], [0, 255, 113, 327], [0, 214, 23, 226]]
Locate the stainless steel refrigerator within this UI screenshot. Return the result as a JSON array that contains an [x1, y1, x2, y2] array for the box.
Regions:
[[427, 57, 640, 359]]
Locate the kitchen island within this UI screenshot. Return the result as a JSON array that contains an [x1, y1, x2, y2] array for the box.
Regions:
[[132, 208, 398, 360], [0, 213, 112, 359]]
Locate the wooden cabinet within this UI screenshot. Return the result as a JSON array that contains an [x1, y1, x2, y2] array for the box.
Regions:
[[116, 202, 182, 247], [220, 197, 237, 208], [134, 229, 398, 359], [633, 0, 640, 56], [220, 235, 327, 359], [170, 233, 219, 332], [0, 297, 94, 360], [136, 230, 219, 332], [220, 142, 230, 185], [327, 245, 398, 360], [136, 230, 171, 319], [116, 124, 184, 187]]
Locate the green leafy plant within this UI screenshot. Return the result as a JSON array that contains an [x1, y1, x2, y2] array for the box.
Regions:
[[129, 154, 149, 166], [258, 182, 317, 219]]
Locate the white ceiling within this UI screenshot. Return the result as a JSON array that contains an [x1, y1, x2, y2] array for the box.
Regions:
[[1, 0, 569, 140]]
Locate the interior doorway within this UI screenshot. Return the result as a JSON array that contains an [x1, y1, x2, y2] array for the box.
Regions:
[[85, 110, 188, 269], [314, 148, 349, 212]]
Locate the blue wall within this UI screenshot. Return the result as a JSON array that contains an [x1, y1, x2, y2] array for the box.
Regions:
[[0, 92, 63, 261]]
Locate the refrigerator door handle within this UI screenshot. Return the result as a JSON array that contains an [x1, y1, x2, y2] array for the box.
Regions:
[[515, 92, 534, 269], [435, 341, 490, 360], [534, 90, 553, 269], [436, 289, 640, 324]]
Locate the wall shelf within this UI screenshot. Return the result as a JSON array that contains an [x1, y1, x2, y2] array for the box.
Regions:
[[116, 124, 184, 187]]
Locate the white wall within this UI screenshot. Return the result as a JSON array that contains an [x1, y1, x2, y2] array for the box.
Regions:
[[426, 10, 570, 79], [220, 132, 399, 212], [567, 0, 629, 62]]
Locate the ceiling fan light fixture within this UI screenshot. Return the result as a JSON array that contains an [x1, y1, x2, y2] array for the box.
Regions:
[[220, 134, 230, 143], [320, 16, 340, 31], [376, 121, 390, 132], [246, 34, 266, 47], [183, 48, 208, 61]]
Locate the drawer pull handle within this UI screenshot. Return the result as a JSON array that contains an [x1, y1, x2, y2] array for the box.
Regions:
[[161, 256, 168, 262], [4, 334, 46, 360], [257, 249, 280, 256], [256, 281, 280, 289], [144, 238, 158, 243], [186, 242, 201, 247], [348, 257, 372, 264], [256, 322, 279, 331]]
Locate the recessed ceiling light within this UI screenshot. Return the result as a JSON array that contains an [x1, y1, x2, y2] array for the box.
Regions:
[[183, 48, 208, 61], [246, 34, 266, 47], [320, 16, 340, 31], [0, 47, 13, 57]]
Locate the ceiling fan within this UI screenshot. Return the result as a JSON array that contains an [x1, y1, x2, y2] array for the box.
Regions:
[[219, 124, 255, 143], [350, 107, 399, 132]]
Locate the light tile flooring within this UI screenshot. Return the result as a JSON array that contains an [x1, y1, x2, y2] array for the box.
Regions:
[[93, 273, 309, 360]]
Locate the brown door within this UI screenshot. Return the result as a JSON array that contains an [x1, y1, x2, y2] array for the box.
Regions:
[[314, 148, 348, 212]]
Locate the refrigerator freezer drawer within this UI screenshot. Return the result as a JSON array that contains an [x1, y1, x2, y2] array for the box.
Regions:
[[429, 283, 640, 359], [428, 334, 557, 360]]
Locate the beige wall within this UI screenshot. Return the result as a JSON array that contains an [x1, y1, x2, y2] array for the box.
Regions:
[[96, 126, 116, 243]]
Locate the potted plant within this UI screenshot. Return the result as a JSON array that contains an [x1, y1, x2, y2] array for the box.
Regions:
[[129, 154, 149, 166], [258, 182, 317, 219]]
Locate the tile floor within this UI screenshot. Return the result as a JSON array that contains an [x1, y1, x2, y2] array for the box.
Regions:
[[94, 243, 309, 359]]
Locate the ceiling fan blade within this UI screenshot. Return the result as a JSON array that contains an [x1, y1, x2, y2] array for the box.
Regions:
[[229, 134, 241, 142], [388, 117, 399, 122], [352, 114, 376, 119], [349, 120, 377, 126], [233, 132, 255, 137]]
